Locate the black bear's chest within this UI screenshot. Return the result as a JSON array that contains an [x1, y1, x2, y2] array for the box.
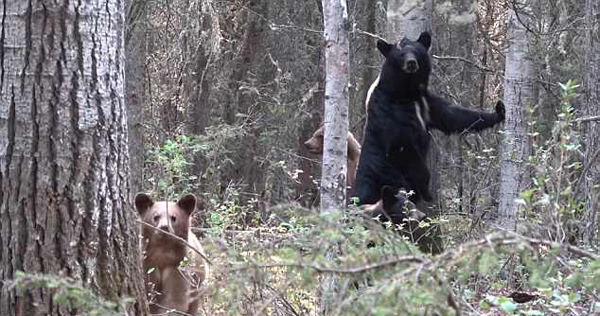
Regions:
[[378, 100, 430, 145]]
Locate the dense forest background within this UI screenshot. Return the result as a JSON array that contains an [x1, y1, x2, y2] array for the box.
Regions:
[[135, 0, 597, 239], [1, 0, 599, 315]]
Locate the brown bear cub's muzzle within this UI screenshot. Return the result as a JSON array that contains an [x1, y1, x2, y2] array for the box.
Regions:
[[304, 139, 321, 154]]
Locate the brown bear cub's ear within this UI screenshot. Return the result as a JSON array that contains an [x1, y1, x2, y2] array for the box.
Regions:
[[177, 194, 197, 216], [377, 39, 394, 57], [417, 31, 432, 50], [135, 193, 154, 215]]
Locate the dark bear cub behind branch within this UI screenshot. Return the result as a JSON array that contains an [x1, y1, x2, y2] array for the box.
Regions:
[[353, 32, 505, 206], [361, 186, 443, 253], [136, 193, 210, 315]]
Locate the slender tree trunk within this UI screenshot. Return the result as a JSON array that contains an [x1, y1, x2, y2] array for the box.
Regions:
[[0, 1, 147, 315], [319, 0, 349, 313], [582, 0, 599, 244], [125, 0, 148, 195], [497, 4, 536, 230]]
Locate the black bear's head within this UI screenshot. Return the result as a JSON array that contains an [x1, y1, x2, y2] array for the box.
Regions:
[[376, 32, 432, 100]]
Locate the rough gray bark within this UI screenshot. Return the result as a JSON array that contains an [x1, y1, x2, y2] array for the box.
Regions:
[[319, 0, 349, 313], [582, 0, 599, 244], [497, 5, 536, 231], [125, 0, 148, 196], [0, 1, 147, 315]]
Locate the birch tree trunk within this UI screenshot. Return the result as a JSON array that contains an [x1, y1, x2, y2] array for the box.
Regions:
[[497, 4, 536, 230], [582, 0, 599, 244], [125, 0, 148, 195], [0, 1, 147, 315], [319, 0, 349, 313], [387, 0, 432, 41]]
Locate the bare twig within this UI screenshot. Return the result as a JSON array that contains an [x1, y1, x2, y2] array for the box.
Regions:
[[137, 219, 214, 266], [432, 55, 494, 73], [574, 115, 600, 123]]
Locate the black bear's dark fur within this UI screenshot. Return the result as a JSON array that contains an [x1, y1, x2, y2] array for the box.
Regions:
[[353, 32, 505, 205]]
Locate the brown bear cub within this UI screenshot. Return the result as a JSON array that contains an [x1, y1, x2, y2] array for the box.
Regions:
[[304, 124, 361, 194], [135, 193, 209, 315]]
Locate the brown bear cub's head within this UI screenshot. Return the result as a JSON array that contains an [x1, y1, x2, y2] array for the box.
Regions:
[[304, 124, 361, 159], [135, 193, 197, 266], [304, 124, 325, 155]]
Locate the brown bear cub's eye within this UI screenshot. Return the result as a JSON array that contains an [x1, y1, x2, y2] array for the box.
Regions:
[[170, 215, 176, 223]]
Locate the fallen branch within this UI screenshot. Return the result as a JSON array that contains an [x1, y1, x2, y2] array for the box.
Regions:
[[230, 255, 424, 274]]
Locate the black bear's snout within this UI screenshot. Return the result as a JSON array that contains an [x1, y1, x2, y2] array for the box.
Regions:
[[404, 58, 419, 73]]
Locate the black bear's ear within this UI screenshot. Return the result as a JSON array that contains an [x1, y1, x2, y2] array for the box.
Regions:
[[381, 186, 398, 210], [135, 193, 154, 215], [417, 32, 432, 50], [377, 39, 394, 57], [495, 100, 506, 121], [177, 194, 197, 216]]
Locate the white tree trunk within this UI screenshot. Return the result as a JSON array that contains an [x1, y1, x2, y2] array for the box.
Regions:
[[582, 0, 599, 244], [0, 1, 147, 314], [387, 0, 433, 41], [319, 0, 349, 313], [497, 6, 536, 230]]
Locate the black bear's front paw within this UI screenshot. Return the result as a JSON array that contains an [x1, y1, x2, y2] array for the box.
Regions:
[[495, 101, 506, 121]]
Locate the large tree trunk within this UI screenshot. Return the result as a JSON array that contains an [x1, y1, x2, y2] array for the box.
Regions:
[[582, 0, 599, 244], [385, 1, 439, 210], [318, 0, 349, 313], [0, 1, 147, 315], [183, 0, 220, 137], [497, 4, 536, 230], [386, 0, 441, 253], [387, 0, 432, 41], [125, 0, 148, 195]]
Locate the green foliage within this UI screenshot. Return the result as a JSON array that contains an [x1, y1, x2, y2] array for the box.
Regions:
[[518, 80, 584, 242], [147, 134, 202, 198], [7, 272, 133, 316], [201, 201, 600, 315]]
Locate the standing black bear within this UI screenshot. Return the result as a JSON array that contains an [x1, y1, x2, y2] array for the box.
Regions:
[[353, 32, 505, 205]]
